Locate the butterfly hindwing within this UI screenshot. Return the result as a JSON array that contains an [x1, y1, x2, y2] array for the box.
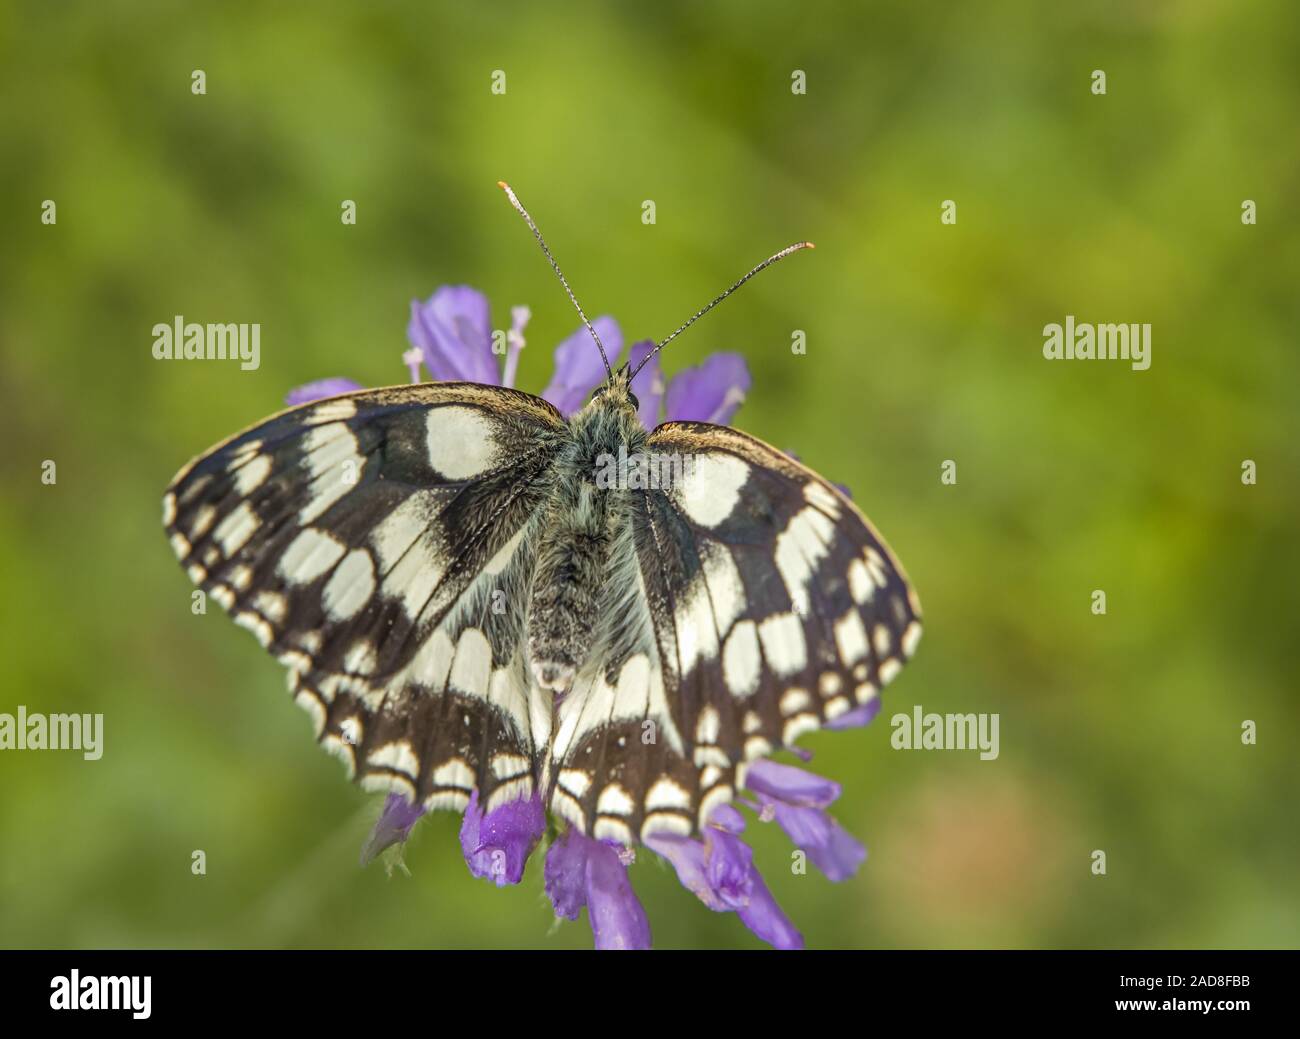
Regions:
[[164, 383, 566, 812], [544, 421, 922, 841]]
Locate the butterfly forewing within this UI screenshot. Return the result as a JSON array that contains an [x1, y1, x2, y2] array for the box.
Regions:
[[164, 383, 567, 812], [543, 421, 922, 842]]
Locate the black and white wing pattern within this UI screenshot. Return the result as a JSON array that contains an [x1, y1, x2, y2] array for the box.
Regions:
[[544, 422, 921, 844], [164, 383, 568, 815]]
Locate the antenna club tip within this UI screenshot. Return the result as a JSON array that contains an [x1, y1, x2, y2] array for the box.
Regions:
[[496, 180, 509, 190], [805, 242, 816, 250]]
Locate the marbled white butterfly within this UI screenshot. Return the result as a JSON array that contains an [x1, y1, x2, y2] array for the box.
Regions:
[[162, 184, 921, 846]]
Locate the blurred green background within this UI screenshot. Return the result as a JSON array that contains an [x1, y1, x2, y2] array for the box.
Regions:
[[1, 0, 1297, 949]]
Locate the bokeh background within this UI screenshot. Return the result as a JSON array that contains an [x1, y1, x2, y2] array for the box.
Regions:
[[1, 0, 1296, 949]]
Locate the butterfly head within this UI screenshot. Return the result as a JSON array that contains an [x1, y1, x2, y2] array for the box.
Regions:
[[590, 364, 639, 414]]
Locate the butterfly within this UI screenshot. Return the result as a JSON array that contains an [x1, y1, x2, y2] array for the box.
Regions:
[[162, 184, 921, 847]]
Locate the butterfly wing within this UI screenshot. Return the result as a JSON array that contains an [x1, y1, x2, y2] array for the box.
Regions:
[[164, 383, 568, 814], [544, 421, 921, 842]]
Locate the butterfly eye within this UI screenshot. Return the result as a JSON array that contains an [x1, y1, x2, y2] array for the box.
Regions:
[[627, 391, 640, 411]]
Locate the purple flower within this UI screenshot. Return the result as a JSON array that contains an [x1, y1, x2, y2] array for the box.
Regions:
[[540, 316, 624, 415], [286, 377, 363, 406], [294, 282, 876, 950], [744, 760, 867, 882], [458, 790, 546, 887], [664, 352, 751, 425], [647, 805, 804, 950], [287, 284, 753, 429], [408, 285, 501, 385], [544, 829, 651, 950], [359, 793, 425, 869]]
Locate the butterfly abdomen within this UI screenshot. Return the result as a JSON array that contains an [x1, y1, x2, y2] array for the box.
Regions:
[[526, 395, 643, 694]]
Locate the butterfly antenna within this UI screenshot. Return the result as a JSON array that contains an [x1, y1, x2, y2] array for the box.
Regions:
[[497, 181, 613, 382], [629, 240, 815, 381]]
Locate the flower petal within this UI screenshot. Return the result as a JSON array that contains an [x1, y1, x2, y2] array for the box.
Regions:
[[541, 316, 623, 416], [735, 867, 804, 950], [544, 829, 589, 921], [744, 759, 842, 809], [286, 377, 363, 406], [649, 826, 804, 949], [767, 801, 867, 882], [458, 790, 545, 887], [663, 352, 751, 424], [408, 285, 500, 384], [584, 839, 652, 950], [644, 833, 729, 912], [705, 827, 756, 910], [627, 340, 664, 429], [359, 793, 424, 866]]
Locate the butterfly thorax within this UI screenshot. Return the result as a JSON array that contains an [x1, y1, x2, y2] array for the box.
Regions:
[[526, 377, 646, 695]]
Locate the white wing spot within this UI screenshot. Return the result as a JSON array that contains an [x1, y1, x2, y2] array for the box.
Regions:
[[213, 501, 260, 557], [558, 769, 592, 799], [758, 612, 807, 677], [902, 621, 922, 658], [700, 542, 746, 635], [189, 504, 217, 539], [824, 696, 852, 720], [450, 627, 492, 694], [676, 453, 749, 528], [722, 620, 760, 698], [593, 818, 634, 845], [232, 453, 272, 495], [833, 609, 870, 666], [410, 628, 454, 690], [432, 758, 475, 791], [873, 623, 892, 656], [780, 687, 812, 715], [848, 558, 874, 604], [368, 741, 420, 779], [279, 528, 347, 585], [774, 506, 834, 614], [489, 752, 530, 780], [344, 640, 377, 675], [425, 406, 498, 480], [255, 590, 287, 624], [597, 783, 635, 817], [782, 714, 819, 745], [323, 548, 376, 620], [234, 611, 272, 647], [696, 706, 721, 745]]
